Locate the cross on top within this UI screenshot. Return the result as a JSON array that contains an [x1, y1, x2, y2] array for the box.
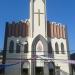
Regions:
[[34, 9, 44, 26]]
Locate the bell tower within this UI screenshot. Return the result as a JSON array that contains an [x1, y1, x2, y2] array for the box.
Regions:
[[30, 0, 47, 38]]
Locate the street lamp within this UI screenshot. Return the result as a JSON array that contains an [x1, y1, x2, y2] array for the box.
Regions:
[[17, 39, 27, 46], [16, 39, 28, 75]]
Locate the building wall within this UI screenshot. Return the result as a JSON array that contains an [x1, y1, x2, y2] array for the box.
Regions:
[[47, 22, 70, 75], [73, 69, 75, 75], [4, 20, 70, 75], [51, 38, 69, 75], [30, 0, 46, 38], [0, 54, 4, 75], [5, 36, 30, 75], [47, 22, 66, 39]]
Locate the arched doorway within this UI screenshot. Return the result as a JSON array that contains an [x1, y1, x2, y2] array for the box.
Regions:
[[31, 34, 48, 75], [35, 67, 44, 75]]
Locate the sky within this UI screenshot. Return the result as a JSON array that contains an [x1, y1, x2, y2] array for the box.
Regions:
[[0, 0, 75, 53]]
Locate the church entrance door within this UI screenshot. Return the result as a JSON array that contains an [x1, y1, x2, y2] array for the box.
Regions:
[[35, 67, 43, 75], [49, 69, 54, 75], [22, 68, 28, 75]]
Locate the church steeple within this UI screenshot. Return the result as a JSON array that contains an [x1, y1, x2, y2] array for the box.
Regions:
[[30, 0, 47, 38]]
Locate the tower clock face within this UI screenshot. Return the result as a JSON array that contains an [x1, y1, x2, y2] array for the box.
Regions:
[[36, 41, 43, 51]]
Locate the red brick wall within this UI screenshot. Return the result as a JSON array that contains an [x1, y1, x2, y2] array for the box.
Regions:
[[47, 22, 66, 39], [7, 22, 29, 37]]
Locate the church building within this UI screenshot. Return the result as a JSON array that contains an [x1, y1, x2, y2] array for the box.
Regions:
[[3, 0, 70, 75]]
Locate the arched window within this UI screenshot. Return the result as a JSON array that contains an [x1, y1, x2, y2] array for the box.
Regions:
[[61, 43, 65, 54], [16, 43, 20, 53], [9, 40, 14, 53], [48, 42, 52, 53], [24, 42, 28, 53], [36, 41, 43, 52], [55, 42, 59, 54]]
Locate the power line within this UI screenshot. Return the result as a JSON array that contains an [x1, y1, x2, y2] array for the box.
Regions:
[[2, 50, 73, 52]]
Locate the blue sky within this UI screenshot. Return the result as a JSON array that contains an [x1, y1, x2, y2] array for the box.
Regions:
[[0, 0, 75, 53]]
